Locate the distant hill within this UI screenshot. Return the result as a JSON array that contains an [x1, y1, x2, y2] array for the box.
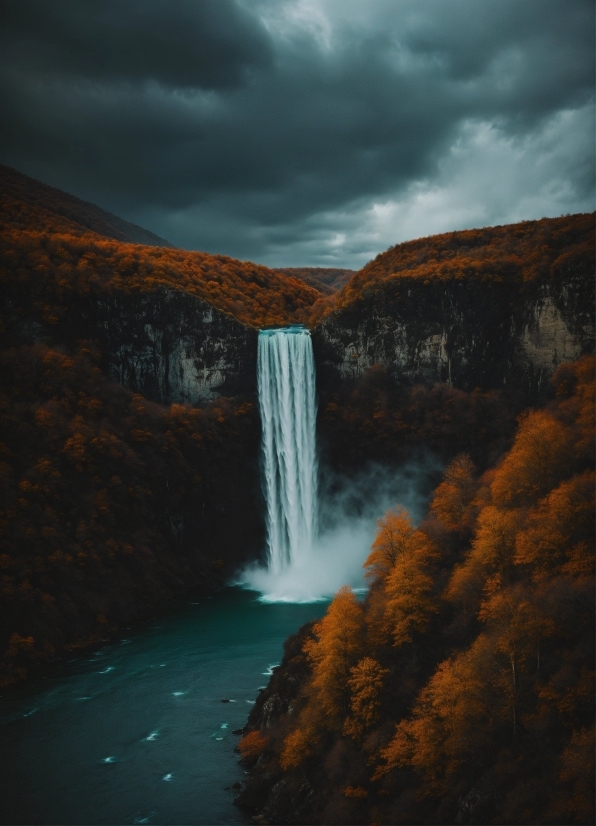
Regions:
[[0, 166, 321, 330], [0, 164, 174, 247], [272, 267, 356, 295], [330, 214, 594, 314]]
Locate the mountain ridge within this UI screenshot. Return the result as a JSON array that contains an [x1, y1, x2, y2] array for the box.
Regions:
[[0, 164, 175, 248]]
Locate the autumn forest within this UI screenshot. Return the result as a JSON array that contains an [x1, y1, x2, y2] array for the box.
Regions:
[[0, 165, 594, 825], [238, 356, 594, 824]]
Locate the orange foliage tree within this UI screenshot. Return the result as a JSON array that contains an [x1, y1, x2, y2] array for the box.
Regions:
[[343, 657, 389, 742], [303, 586, 365, 721], [257, 356, 594, 825], [429, 453, 477, 533]]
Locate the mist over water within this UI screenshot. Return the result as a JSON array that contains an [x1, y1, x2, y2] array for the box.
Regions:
[[242, 327, 439, 603], [243, 458, 439, 602]]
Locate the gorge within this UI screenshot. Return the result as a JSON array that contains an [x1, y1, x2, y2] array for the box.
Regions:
[[0, 167, 594, 825]]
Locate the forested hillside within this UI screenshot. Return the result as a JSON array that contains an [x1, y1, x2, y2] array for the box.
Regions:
[[2, 166, 593, 337], [0, 342, 262, 686], [311, 213, 594, 324], [0, 166, 322, 334], [237, 356, 595, 825], [0, 164, 174, 248]]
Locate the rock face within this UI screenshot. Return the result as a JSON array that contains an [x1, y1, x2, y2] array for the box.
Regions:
[[47, 265, 591, 410], [312, 266, 594, 400], [90, 287, 258, 404], [235, 624, 316, 824]]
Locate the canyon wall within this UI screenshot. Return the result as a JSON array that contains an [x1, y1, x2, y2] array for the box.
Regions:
[[81, 265, 593, 409], [312, 265, 594, 400], [88, 287, 258, 404]]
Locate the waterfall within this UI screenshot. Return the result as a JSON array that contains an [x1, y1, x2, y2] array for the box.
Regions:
[[258, 327, 318, 575], [243, 326, 427, 603]]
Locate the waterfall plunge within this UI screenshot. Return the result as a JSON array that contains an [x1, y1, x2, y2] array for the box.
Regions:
[[258, 327, 318, 574], [240, 327, 433, 602]]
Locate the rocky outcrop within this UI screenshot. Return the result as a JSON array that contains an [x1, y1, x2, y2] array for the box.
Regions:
[[312, 266, 594, 401], [235, 624, 316, 824], [18, 251, 588, 413], [83, 266, 593, 410], [90, 287, 258, 404]]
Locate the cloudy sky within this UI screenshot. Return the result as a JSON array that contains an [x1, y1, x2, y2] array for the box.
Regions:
[[0, 0, 593, 267]]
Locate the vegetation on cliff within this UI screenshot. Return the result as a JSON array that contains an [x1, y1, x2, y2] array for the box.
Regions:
[[0, 342, 262, 686], [238, 356, 595, 825], [0, 165, 322, 333], [310, 213, 594, 324], [318, 363, 517, 474]]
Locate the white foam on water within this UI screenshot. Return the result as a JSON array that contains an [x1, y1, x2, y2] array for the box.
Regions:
[[98, 666, 115, 674], [102, 756, 116, 764], [162, 773, 173, 782], [145, 730, 159, 741]]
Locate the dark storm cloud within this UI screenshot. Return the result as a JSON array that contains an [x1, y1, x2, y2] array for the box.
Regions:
[[0, 0, 272, 89], [0, 0, 593, 266]]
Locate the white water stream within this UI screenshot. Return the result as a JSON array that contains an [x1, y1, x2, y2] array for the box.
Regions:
[[240, 326, 434, 603], [257, 326, 318, 574]]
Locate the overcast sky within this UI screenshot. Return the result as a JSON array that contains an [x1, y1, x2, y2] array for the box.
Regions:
[[0, 0, 594, 267]]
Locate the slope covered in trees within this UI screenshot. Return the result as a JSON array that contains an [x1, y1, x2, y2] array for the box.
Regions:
[[0, 166, 322, 333], [237, 356, 595, 825], [0, 164, 174, 248], [1, 168, 299, 685], [0, 342, 262, 686], [310, 213, 594, 324]]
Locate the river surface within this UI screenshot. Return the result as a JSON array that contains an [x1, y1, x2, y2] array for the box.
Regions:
[[0, 587, 328, 825]]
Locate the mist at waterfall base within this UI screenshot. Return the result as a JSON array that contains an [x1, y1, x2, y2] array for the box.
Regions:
[[241, 458, 438, 602], [239, 325, 439, 603]]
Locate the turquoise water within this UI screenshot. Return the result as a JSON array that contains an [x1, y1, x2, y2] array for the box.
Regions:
[[0, 588, 328, 825]]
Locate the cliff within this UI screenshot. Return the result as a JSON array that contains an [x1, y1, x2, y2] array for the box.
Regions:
[[57, 220, 594, 408], [313, 227, 594, 401], [88, 287, 258, 404]]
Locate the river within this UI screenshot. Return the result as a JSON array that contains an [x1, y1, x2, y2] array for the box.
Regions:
[[0, 587, 328, 825]]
